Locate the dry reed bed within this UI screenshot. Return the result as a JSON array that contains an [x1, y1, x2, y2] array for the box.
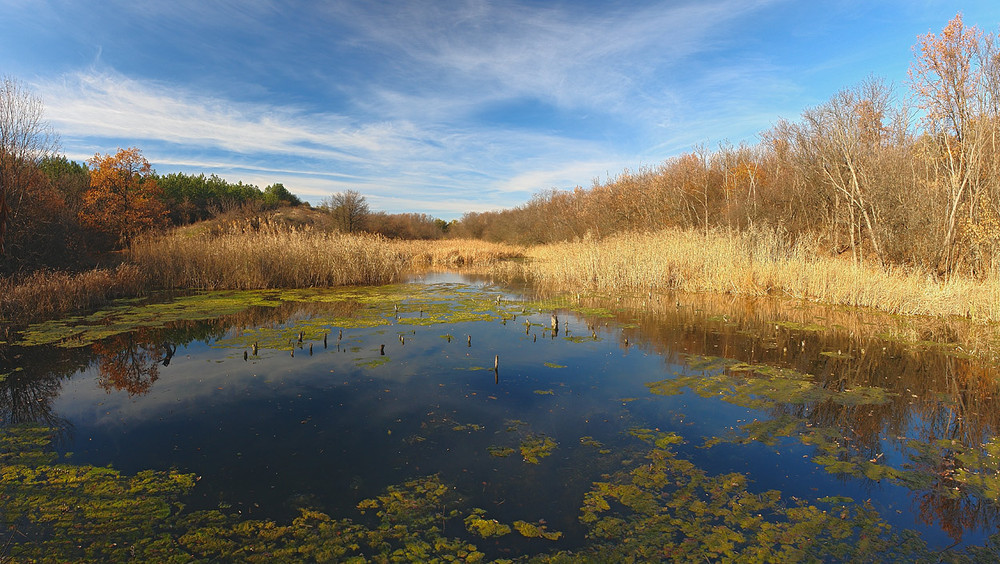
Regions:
[[521, 228, 1000, 321], [1, 225, 528, 324], [395, 238, 526, 268], [129, 222, 409, 290], [0, 265, 149, 324]]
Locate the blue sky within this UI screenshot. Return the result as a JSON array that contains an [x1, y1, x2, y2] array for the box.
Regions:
[[3, 1, 999, 218]]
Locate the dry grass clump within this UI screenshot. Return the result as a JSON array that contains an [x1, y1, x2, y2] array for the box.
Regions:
[[522, 227, 1000, 321], [0, 264, 148, 324], [130, 218, 409, 290], [397, 238, 526, 268]]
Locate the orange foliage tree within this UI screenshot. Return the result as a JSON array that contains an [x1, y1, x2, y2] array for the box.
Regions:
[[80, 147, 168, 246]]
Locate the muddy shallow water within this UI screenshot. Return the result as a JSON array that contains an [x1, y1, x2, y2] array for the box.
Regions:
[[3, 271, 999, 560]]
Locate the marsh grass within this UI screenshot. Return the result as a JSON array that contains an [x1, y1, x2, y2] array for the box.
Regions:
[[0, 221, 527, 324], [519, 227, 1000, 321], [397, 238, 526, 268], [5, 222, 995, 326], [0, 264, 148, 325], [129, 218, 409, 290]]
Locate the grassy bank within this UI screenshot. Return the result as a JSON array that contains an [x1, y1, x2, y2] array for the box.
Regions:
[[2, 223, 996, 326], [517, 227, 1000, 321], [129, 219, 408, 290], [0, 265, 149, 327], [0, 220, 526, 324]]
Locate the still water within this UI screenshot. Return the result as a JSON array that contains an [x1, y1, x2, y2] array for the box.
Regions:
[[3, 271, 1000, 560]]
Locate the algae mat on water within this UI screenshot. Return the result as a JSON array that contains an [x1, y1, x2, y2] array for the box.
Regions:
[[13, 283, 532, 350], [5, 422, 1000, 562]]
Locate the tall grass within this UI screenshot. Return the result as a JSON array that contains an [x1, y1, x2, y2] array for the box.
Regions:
[[1, 222, 529, 324], [396, 238, 526, 268], [0, 264, 149, 324], [129, 218, 408, 290], [6, 222, 994, 326], [519, 227, 1000, 321]]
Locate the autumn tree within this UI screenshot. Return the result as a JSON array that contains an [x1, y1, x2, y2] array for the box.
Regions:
[[909, 13, 999, 274], [0, 76, 58, 256], [322, 189, 370, 233], [800, 77, 901, 264], [80, 147, 168, 246]]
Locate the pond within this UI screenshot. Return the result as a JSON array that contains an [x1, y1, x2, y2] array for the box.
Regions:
[[2, 271, 1000, 561]]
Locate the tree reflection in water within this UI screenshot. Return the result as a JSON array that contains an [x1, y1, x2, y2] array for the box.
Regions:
[[92, 330, 168, 396]]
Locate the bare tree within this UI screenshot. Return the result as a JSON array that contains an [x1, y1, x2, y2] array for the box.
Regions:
[[801, 77, 897, 265], [322, 189, 370, 233], [0, 76, 58, 255], [909, 14, 996, 275]]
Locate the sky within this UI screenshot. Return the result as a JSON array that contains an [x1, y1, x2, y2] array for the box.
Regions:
[[3, 1, 1000, 219]]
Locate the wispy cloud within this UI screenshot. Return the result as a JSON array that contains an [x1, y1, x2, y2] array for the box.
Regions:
[[20, 0, 803, 217], [32, 68, 627, 213]]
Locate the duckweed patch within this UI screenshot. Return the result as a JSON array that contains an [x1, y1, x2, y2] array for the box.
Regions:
[[513, 520, 563, 541], [647, 355, 893, 410], [13, 282, 564, 353], [568, 432, 957, 563], [464, 509, 512, 539], [16, 291, 286, 348], [5, 417, 1000, 561], [520, 434, 558, 464], [487, 446, 517, 458]]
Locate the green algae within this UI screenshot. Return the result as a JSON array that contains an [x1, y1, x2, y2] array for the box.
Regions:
[[17, 291, 287, 348], [465, 510, 512, 538], [534, 389, 555, 395], [487, 446, 517, 458], [646, 355, 894, 410], [357, 356, 391, 369], [565, 430, 975, 563], [513, 520, 563, 541], [544, 362, 566, 369], [4, 422, 1000, 562], [519, 434, 558, 464], [486, 420, 558, 464], [14, 282, 537, 352]]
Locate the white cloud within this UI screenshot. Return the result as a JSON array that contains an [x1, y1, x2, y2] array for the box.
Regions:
[[22, 0, 800, 217]]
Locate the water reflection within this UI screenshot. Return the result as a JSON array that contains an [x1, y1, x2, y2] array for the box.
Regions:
[[2, 275, 999, 552], [562, 289, 1000, 543]]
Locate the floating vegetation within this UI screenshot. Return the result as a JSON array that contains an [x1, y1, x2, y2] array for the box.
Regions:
[[520, 434, 558, 464], [464, 509, 512, 538], [10, 277, 1000, 560], [356, 356, 390, 369], [487, 446, 517, 458], [646, 355, 893, 410], [628, 428, 684, 449], [5, 411, 1000, 561], [568, 433, 958, 563], [16, 291, 286, 348], [512, 519, 563, 541]]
